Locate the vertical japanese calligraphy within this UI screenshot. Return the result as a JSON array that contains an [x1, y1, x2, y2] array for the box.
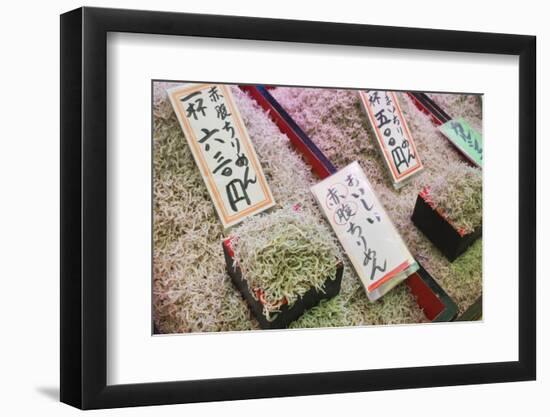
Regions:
[[359, 90, 424, 188], [438, 118, 483, 168], [168, 84, 275, 228], [311, 162, 418, 301]]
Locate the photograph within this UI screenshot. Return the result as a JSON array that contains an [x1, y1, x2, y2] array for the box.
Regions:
[[0, 0, 543, 414], [152, 81, 483, 334]]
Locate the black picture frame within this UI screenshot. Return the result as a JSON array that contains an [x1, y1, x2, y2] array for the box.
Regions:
[[60, 6, 536, 410]]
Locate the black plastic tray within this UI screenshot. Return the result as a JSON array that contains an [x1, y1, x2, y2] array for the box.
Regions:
[[223, 240, 343, 329]]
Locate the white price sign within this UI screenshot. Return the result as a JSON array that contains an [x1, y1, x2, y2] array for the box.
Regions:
[[168, 84, 275, 228]]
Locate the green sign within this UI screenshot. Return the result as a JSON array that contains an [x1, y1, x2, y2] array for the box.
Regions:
[[439, 118, 482, 168]]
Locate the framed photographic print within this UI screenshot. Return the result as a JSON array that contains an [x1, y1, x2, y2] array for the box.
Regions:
[[60, 6, 536, 409]]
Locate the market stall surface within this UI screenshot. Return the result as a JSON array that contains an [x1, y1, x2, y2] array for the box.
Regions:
[[153, 82, 482, 334]]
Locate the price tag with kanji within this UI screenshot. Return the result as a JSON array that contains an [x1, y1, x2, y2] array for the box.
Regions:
[[359, 90, 424, 188], [168, 84, 275, 228]]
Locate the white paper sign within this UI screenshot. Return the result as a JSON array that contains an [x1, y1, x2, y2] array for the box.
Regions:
[[168, 84, 275, 228], [311, 162, 418, 301], [359, 90, 424, 188]]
